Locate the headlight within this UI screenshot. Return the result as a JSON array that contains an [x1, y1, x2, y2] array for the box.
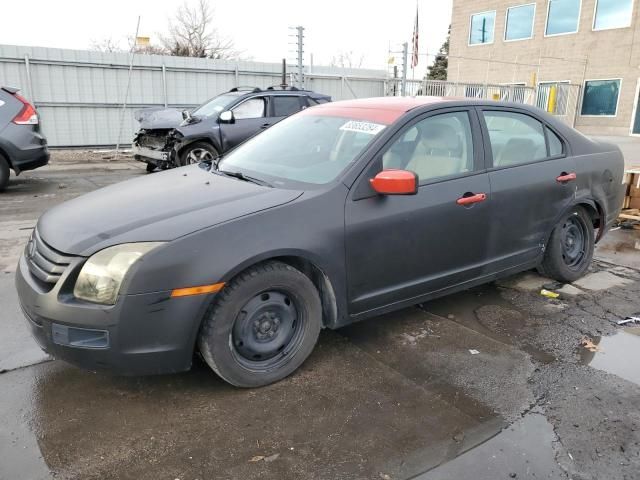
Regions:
[[74, 242, 164, 305]]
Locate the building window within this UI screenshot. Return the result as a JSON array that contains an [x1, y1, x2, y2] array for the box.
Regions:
[[469, 11, 496, 45], [593, 0, 633, 30], [545, 0, 581, 36], [581, 79, 621, 116], [505, 4, 536, 41]]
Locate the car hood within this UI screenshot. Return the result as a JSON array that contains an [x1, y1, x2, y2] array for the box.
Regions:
[[135, 107, 184, 129], [37, 165, 302, 256]]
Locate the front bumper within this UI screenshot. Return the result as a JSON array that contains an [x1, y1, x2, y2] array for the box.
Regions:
[[132, 145, 169, 162], [15, 252, 212, 375]]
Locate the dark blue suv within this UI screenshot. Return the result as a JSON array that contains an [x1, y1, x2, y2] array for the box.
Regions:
[[133, 86, 331, 172]]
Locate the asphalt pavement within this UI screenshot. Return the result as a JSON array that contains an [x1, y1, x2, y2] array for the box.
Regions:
[[0, 154, 639, 480]]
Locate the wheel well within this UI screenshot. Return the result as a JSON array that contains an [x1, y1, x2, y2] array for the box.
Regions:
[[576, 201, 606, 242], [268, 256, 338, 328], [177, 138, 219, 157]]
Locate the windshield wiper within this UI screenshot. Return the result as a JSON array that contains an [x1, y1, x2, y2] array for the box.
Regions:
[[217, 169, 273, 188]]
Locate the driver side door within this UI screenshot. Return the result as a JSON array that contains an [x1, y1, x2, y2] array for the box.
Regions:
[[220, 96, 269, 151]]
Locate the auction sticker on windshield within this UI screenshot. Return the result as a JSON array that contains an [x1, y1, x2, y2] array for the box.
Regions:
[[339, 120, 386, 135]]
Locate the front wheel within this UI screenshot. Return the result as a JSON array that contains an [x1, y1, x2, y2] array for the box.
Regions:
[[178, 142, 218, 167], [538, 206, 594, 283], [198, 261, 322, 387]]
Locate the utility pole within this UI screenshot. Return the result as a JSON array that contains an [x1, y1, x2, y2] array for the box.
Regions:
[[288, 26, 305, 89], [296, 26, 304, 89], [115, 15, 141, 160], [401, 42, 408, 96]]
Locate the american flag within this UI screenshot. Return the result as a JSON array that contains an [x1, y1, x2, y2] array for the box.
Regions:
[[411, 6, 419, 68]]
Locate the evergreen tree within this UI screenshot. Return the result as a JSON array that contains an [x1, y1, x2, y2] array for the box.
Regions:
[[427, 26, 450, 81]]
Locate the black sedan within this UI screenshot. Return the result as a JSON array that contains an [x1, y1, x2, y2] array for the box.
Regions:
[[16, 97, 625, 387]]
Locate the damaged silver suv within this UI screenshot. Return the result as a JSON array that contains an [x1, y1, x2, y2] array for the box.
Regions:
[[133, 86, 331, 172]]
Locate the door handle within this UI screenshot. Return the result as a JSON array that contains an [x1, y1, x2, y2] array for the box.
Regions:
[[260, 123, 271, 129], [456, 193, 487, 206], [556, 172, 577, 183]]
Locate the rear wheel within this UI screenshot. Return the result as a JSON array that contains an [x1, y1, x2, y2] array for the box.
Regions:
[[0, 154, 10, 192], [198, 261, 322, 387], [538, 206, 594, 283], [178, 142, 218, 167], [145, 163, 156, 173]]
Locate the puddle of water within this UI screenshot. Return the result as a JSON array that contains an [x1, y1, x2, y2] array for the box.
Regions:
[[580, 327, 640, 385], [418, 411, 563, 480]]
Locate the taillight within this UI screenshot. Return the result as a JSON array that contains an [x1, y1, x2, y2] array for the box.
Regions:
[[12, 93, 38, 125]]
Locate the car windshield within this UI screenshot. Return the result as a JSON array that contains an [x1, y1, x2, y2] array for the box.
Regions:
[[218, 114, 386, 186], [192, 94, 238, 118]]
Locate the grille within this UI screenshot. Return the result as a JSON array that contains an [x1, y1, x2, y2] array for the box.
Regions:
[[26, 230, 73, 286], [138, 131, 170, 149]]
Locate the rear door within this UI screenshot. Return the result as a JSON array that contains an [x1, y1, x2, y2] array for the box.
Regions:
[[268, 95, 305, 125], [478, 107, 577, 269], [220, 96, 269, 150], [345, 108, 492, 315]]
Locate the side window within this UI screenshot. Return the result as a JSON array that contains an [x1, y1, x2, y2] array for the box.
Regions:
[[547, 128, 564, 156], [272, 96, 302, 117], [483, 111, 548, 167], [232, 98, 265, 120], [382, 111, 474, 182]]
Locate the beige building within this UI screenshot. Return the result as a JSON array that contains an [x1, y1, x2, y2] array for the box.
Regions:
[[448, 0, 640, 136]]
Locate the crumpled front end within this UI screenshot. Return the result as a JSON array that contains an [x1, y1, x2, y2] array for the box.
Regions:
[[132, 128, 181, 169]]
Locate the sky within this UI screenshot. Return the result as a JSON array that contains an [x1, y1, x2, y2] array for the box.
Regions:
[[0, 0, 452, 77]]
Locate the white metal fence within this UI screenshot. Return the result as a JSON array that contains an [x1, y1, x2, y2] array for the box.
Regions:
[[386, 79, 581, 126], [0, 45, 387, 147], [0, 44, 583, 147]]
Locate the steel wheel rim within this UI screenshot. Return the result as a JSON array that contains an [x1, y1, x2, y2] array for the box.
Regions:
[[560, 215, 587, 269], [231, 290, 304, 371], [186, 148, 213, 164]]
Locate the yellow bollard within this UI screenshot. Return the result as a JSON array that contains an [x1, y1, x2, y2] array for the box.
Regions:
[[547, 85, 557, 113]]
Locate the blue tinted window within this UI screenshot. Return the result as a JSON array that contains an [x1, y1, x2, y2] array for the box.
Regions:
[[581, 80, 620, 116], [469, 11, 496, 44], [506, 4, 536, 40], [546, 0, 581, 35], [594, 0, 633, 30]]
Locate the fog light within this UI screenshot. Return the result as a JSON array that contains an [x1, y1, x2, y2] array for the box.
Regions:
[[51, 324, 109, 349]]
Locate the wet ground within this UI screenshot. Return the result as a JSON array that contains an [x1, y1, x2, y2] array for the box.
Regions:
[[1, 154, 640, 479]]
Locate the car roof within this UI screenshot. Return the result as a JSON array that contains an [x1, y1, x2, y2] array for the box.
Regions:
[[299, 96, 454, 124], [303, 96, 550, 125]]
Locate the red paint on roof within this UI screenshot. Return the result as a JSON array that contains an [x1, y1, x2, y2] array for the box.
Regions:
[[300, 96, 455, 124]]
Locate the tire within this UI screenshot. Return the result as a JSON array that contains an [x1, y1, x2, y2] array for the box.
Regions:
[[178, 142, 218, 167], [198, 261, 322, 388], [145, 163, 156, 173], [0, 154, 10, 192], [538, 206, 595, 283]]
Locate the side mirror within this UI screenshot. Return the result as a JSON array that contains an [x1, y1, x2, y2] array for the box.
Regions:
[[181, 110, 191, 120], [219, 110, 234, 123], [370, 169, 418, 195]]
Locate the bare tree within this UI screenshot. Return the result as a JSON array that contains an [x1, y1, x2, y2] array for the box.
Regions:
[[330, 51, 365, 69], [161, 0, 237, 59], [90, 37, 125, 53]]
